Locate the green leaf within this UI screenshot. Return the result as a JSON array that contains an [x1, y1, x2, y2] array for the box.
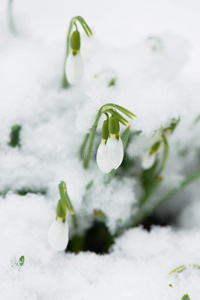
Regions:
[[86, 180, 94, 190], [11, 255, 25, 269], [59, 181, 74, 215], [108, 78, 117, 87], [19, 255, 25, 266], [169, 265, 186, 274], [194, 114, 200, 124], [8, 124, 21, 147], [150, 141, 160, 153]]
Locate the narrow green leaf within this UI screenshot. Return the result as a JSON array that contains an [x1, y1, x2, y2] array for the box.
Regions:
[[8, 124, 21, 147], [168, 265, 186, 274], [108, 78, 117, 87], [19, 255, 25, 266], [86, 180, 94, 190], [108, 109, 129, 124], [107, 110, 127, 126]]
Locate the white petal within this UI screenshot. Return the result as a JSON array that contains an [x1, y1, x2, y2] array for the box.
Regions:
[[141, 151, 156, 169], [48, 219, 69, 251], [65, 52, 83, 85], [96, 141, 112, 173], [106, 136, 124, 170]]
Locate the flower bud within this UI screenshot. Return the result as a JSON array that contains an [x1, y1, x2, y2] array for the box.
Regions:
[[65, 30, 83, 85], [141, 150, 156, 169], [48, 219, 69, 251]]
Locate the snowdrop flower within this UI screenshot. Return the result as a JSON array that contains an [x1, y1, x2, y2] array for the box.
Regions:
[[141, 150, 156, 170], [142, 140, 161, 170], [48, 218, 69, 251], [48, 182, 74, 251], [65, 30, 83, 85], [96, 120, 112, 173], [96, 117, 124, 173]]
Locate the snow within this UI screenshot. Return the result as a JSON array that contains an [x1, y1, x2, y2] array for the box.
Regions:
[[1, 0, 200, 298], [1, 194, 200, 300]]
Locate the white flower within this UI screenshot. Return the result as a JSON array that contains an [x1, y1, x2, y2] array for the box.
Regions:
[[96, 140, 112, 173], [106, 135, 124, 170], [48, 219, 69, 251], [65, 52, 83, 85], [141, 150, 156, 169]]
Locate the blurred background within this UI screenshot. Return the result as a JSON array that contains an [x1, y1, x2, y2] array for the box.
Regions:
[[1, 0, 200, 79]]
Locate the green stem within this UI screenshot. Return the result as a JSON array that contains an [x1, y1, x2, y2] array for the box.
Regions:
[[83, 109, 102, 169], [8, 0, 18, 35], [79, 133, 90, 160], [133, 168, 200, 226]]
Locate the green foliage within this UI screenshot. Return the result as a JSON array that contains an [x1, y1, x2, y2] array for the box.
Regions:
[[169, 264, 200, 275], [11, 255, 25, 269], [108, 78, 117, 87], [8, 124, 21, 147], [85, 179, 94, 190]]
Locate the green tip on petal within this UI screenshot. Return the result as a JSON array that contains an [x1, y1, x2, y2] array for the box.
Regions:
[[109, 116, 120, 134], [70, 31, 81, 50], [102, 120, 109, 140]]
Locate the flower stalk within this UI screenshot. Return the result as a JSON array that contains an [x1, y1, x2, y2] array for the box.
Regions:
[[7, 0, 18, 35]]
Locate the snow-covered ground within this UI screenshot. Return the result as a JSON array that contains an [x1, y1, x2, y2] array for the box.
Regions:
[[1, 0, 200, 299]]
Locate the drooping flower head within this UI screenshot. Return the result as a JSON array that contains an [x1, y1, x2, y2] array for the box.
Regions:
[[48, 182, 74, 251], [96, 116, 124, 173], [65, 30, 83, 85]]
